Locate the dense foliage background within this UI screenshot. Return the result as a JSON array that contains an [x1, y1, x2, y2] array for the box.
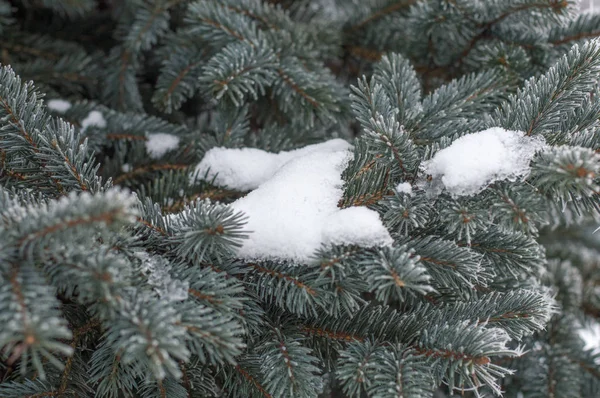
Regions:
[[0, 1, 599, 397]]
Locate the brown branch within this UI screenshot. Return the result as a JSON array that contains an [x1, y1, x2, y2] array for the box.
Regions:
[[277, 68, 319, 108], [235, 365, 272, 398], [350, 155, 383, 182], [500, 195, 528, 224], [106, 133, 147, 141], [569, 356, 600, 379], [19, 208, 124, 246], [419, 256, 458, 269], [27, 393, 58, 398], [226, 5, 279, 30], [346, 45, 383, 61], [199, 18, 248, 43], [188, 288, 223, 304], [166, 61, 202, 97], [117, 0, 181, 106], [349, 1, 417, 32], [0, 96, 36, 147], [180, 362, 192, 396], [0, 43, 60, 60], [161, 189, 244, 214], [7, 267, 33, 366], [136, 217, 168, 236], [0, 149, 26, 181], [415, 346, 490, 365], [113, 163, 188, 184], [482, 312, 531, 324], [341, 189, 390, 207], [301, 325, 493, 368], [378, 133, 408, 176], [215, 65, 259, 88], [300, 325, 363, 342], [450, 2, 568, 71], [278, 340, 295, 382], [57, 343, 76, 397], [157, 379, 167, 398], [50, 139, 88, 191], [0, 93, 64, 193], [390, 269, 405, 287], [57, 323, 101, 394], [320, 248, 361, 270], [552, 31, 600, 46], [247, 263, 317, 296]]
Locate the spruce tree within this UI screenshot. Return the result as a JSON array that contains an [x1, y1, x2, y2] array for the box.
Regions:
[[0, 1, 599, 397]]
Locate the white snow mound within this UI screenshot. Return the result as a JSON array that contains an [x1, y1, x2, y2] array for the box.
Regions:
[[193, 139, 393, 262], [81, 111, 106, 132], [146, 133, 180, 159], [47, 99, 72, 113], [422, 127, 545, 196], [396, 182, 413, 195], [579, 321, 600, 353], [191, 139, 351, 191]]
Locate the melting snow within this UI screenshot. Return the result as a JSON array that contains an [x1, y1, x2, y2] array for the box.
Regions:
[[146, 133, 180, 159], [47, 99, 72, 113], [192, 139, 392, 262], [81, 111, 107, 132], [422, 127, 545, 196]]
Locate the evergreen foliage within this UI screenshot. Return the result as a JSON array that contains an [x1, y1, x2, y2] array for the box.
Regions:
[[0, 1, 599, 397]]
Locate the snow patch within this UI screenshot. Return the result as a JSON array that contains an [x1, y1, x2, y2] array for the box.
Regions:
[[47, 99, 72, 113], [191, 139, 351, 191], [146, 133, 180, 159], [81, 111, 106, 132], [322, 207, 393, 248], [579, 321, 600, 353], [422, 127, 545, 196], [396, 182, 413, 195], [193, 140, 392, 262]]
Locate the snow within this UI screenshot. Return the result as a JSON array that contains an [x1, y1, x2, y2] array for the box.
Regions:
[[193, 139, 393, 262], [81, 110, 106, 132], [579, 321, 600, 353], [581, 0, 600, 13], [421, 127, 545, 196], [146, 133, 180, 159], [47, 99, 71, 113], [191, 139, 351, 191], [322, 207, 393, 248], [396, 182, 413, 195]]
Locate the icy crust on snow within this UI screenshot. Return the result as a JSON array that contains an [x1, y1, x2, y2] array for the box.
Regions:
[[146, 133, 180, 159], [47, 99, 72, 113], [422, 127, 546, 196], [192, 139, 351, 191], [193, 139, 393, 262]]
